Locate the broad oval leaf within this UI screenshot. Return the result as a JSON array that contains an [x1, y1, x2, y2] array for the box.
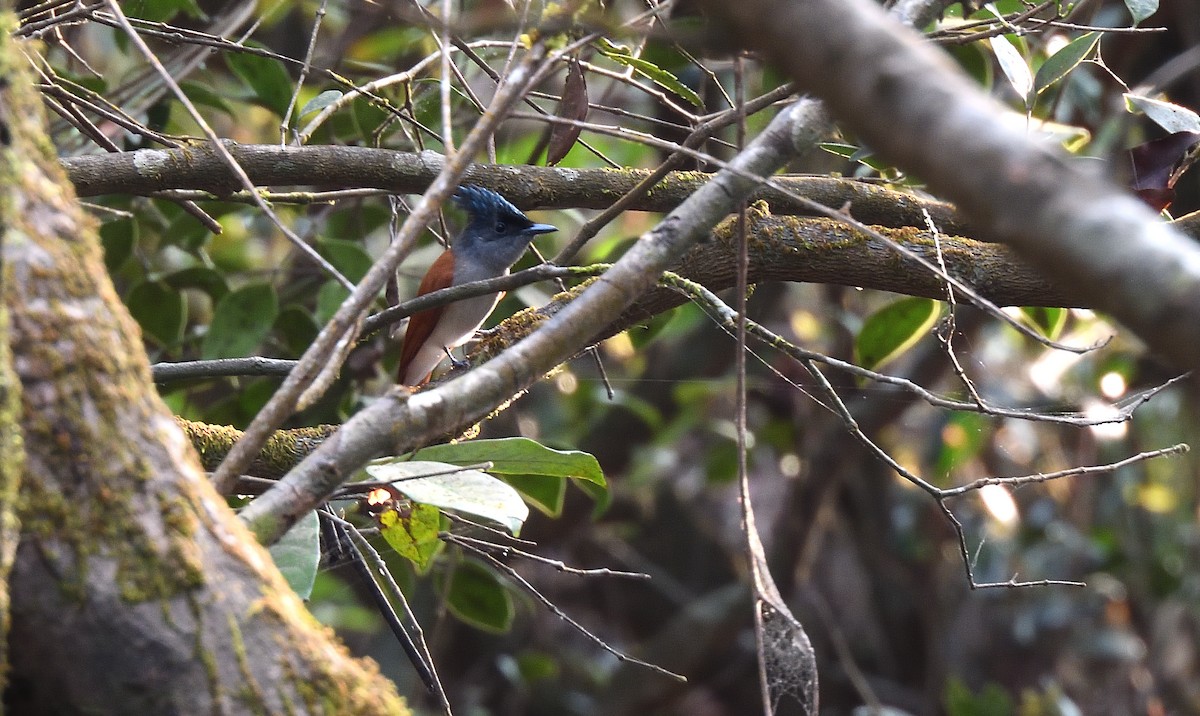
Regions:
[[406, 437, 605, 486], [1125, 94, 1200, 134], [445, 558, 515, 633], [163, 266, 230, 302], [180, 81, 232, 116], [201, 283, 279, 359], [1033, 32, 1099, 96], [226, 47, 294, 117], [502, 473, 567, 517], [315, 281, 349, 325], [1125, 0, 1158, 24], [275, 305, 320, 357], [127, 281, 186, 348], [267, 510, 320, 599], [990, 35, 1032, 103], [378, 502, 442, 571], [855, 297, 941, 371], [100, 218, 136, 273], [317, 239, 373, 283], [363, 460, 530, 535]]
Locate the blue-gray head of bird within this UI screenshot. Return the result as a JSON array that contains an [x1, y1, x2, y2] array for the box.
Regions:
[[452, 185, 557, 270]]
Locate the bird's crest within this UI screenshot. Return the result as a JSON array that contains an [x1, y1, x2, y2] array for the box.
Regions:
[[453, 184, 526, 222]]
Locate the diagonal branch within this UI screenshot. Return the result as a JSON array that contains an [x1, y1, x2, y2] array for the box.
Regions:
[[698, 0, 1200, 370]]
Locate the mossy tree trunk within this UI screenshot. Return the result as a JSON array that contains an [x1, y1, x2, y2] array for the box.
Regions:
[[0, 15, 409, 715]]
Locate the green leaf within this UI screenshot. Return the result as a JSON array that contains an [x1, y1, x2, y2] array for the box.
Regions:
[[595, 38, 702, 108], [362, 460, 530, 535], [100, 218, 136, 273], [179, 81, 232, 116], [817, 142, 894, 173], [1125, 93, 1200, 134], [574, 478, 612, 518], [162, 267, 229, 301], [445, 559, 514, 633], [201, 283, 279, 359], [943, 677, 1014, 716], [855, 297, 941, 371], [128, 0, 204, 22], [317, 239, 374, 283], [267, 510, 320, 599], [1125, 0, 1158, 23], [226, 48, 294, 117], [406, 437, 606, 487], [1033, 32, 1099, 97], [127, 281, 186, 348], [989, 35, 1032, 103], [275, 306, 320, 357], [315, 281, 350, 325], [300, 89, 344, 118], [1020, 306, 1068, 340], [502, 474, 567, 517], [378, 501, 442, 571]]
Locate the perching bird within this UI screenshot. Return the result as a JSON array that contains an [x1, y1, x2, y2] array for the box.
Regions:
[[396, 185, 557, 386]]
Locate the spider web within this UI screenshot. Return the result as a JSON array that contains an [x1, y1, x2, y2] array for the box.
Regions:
[[744, 478, 819, 715], [756, 598, 819, 715]]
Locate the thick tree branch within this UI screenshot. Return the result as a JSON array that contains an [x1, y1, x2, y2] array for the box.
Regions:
[[61, 144, 968, 231], [698, 0, 1200, 370]]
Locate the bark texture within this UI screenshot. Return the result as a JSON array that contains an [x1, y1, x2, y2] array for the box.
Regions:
[[699, 0, 1200, 370], [0, 21, 408, 716]]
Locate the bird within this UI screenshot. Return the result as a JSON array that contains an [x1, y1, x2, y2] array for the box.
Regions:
[[396, 185, 557, 386]]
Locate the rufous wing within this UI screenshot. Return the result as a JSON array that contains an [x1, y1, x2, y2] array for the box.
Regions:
[[397, 250, 455, 385]]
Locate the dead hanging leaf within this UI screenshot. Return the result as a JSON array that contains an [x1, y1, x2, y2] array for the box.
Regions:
[[1128, 131, 1200, 212], [546, 58, 588, 166]]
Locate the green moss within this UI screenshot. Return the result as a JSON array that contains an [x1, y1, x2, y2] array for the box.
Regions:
[[228, 614, 270, 715]]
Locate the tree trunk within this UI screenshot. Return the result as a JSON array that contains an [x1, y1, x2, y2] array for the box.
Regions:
[[0, 15, 409, 715]]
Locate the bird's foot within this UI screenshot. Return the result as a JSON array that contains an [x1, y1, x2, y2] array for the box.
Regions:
[[442, 346, 471, 371]]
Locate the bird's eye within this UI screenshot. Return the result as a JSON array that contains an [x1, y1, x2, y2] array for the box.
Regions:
[[494, 220, 507, 233]]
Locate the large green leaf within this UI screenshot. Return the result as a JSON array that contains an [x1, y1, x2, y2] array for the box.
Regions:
[[201, 283, 279, 359], [502, 473, 567, 517], [317, 239, 373, 283], [226, 47, 294, 117], [855, 297, 941, 371], [362, 460, 530, 535], [163, 267, 230, 302], [1033, 33, 1099, 97], [378, 501, 442, 571], [274, 306, 320, 357], [445, 559, 515, 633], [127, 281, 186, 348], [316, 281, 349, 324], [407, 437, 605, 487], [179, 81, 233, 116], [100, 218, 136, 273], [267, 510, 320, 599]]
